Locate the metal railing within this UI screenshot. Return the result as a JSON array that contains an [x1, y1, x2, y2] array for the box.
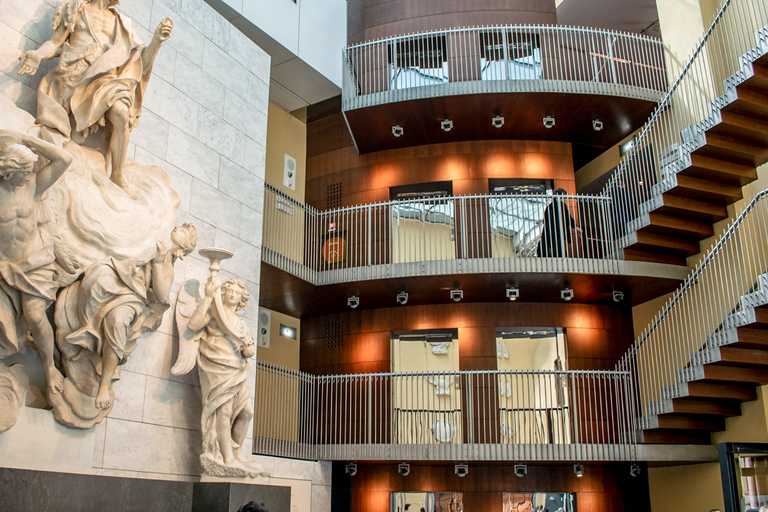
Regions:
[[617, 190, 768, 425], [262, 184, 622, 285], [253, 362, 636, 461], [603, 0, 768, 241], [342, 24, 666, 111]]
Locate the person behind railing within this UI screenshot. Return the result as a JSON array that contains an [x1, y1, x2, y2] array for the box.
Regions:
[[536, 189, 581, 258]]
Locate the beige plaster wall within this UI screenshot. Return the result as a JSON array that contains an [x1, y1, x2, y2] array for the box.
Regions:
[[265, 102, 307, 202]]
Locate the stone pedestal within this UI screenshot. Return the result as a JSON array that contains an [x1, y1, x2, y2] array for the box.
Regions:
[[193, 480, 291, 512]]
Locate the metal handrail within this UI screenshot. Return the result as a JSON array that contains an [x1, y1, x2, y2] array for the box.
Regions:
[[262, 185, 623, 285], [253, 362, 636, 462], [617, 189, 768, 424], [602, 0, 768, 244], [342, 24, 666, 111]]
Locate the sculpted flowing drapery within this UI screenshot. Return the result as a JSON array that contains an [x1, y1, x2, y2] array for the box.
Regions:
[[173, 276, 268, 478], [34, 0, 151, 147]]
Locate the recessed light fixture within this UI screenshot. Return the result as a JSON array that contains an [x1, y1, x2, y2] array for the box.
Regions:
[[396, 291, 408, 305], [543, 116, 555, 129], [574, 463, 584, 477], [492, 115, 504, 128], [441, 119, 453, 132], [392, 125, 404, 137], [561, 288, 574, 301], [398, 462, 410, 476], [347, 296, 360, 308], [455, 463, 469, 477], [506, 287, 519, 301], [450, 289, 463, 302], [592, 119, 604, 131], [279, 323, 297, 340], [612, 290, 624, 302]]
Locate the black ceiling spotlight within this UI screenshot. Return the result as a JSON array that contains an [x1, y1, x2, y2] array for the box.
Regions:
[[441, 119, 453, 132], [392, 125, 404, 137], [398, 462, 410, 476], [543, 115, 555, 128], [592, 119, 604, 131], [450, 289, 463, 302], [396, 291, 408, 305], [492, 115, 505, 128], [347, 296, 360, 308]]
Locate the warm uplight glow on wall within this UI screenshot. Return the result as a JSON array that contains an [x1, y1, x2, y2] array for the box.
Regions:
[[485, 154, 514, 176], [437, 156, 467, 181], [371, 163, 401, 189]]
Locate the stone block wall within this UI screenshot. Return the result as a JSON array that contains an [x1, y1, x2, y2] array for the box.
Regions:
[[0, 0, 330, 510]]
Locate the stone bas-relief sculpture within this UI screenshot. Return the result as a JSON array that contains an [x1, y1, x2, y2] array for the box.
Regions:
[[18, 0, 173, 195], [0, 0, 188, 433], [172, 249, 268, 478], [52, 225, 198, 428]]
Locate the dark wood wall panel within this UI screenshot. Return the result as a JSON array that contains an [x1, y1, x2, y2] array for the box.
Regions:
[[348, 0, 558, 44], [300, 302, 633, 375], [346, 462, 651, 512], [306, 113, 575, 210]]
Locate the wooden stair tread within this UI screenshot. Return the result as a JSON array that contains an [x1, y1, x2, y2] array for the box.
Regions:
[[735, 327, 768, 347], [680, 154, 758, 186], [623, 247, 687, 266], [721, 87, 768, 120], [695, 364, 768, 384], [695, 133, 768, 167], [637, 212, 714, 239], [710, 111, 768, 147], [650, 413, 725, 431], [665, 398, 742, 417], [712, 346, 768, 367], [679, 381, 757, 401], [630, 231, 700, 255], [655, 194, 729, 221], [667, 174, 743, 205], [638, 429, 711, 445]]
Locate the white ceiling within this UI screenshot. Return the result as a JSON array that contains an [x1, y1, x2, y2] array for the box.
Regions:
[[557, 0, 660, 38]]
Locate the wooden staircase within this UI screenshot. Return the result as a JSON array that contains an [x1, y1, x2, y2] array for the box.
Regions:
[[638, 275, 768, 444], [621, 28, 768, 266]]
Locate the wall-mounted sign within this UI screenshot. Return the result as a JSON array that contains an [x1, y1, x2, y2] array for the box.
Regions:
[[322, 232, 347, 263]]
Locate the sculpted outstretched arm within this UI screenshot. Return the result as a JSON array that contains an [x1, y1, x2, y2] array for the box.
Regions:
[[142, 18, 173, 75], [187, 278, 218, 331], [150, 243, 175, 305], [18, 24, 68, 76]]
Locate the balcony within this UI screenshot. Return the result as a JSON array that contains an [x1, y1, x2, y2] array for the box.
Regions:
[[253, 363, 637, 462], [261, 184, 689, 315], [341, 25, 666, 154]]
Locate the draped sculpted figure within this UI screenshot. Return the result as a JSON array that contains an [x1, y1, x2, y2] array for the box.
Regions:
[[18, 0, 173, 194], [173, 271, 268, 478]]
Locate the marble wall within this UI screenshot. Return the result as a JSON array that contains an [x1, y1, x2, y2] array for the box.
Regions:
[[0, 0, 330, 510]]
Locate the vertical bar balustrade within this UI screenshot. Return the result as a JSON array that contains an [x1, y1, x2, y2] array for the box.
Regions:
[[253, 363, 635, 461]]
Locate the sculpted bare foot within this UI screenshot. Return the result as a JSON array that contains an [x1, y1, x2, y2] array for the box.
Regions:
[[46, 367, 65, 395], [95, 387, 112, 409]]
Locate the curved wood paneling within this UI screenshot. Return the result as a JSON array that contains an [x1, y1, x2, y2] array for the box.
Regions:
[[348, 0, 558, 45], [343, 462, 650, 512], [307, 112, 574, 210], [300, 301, 633, 376]]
